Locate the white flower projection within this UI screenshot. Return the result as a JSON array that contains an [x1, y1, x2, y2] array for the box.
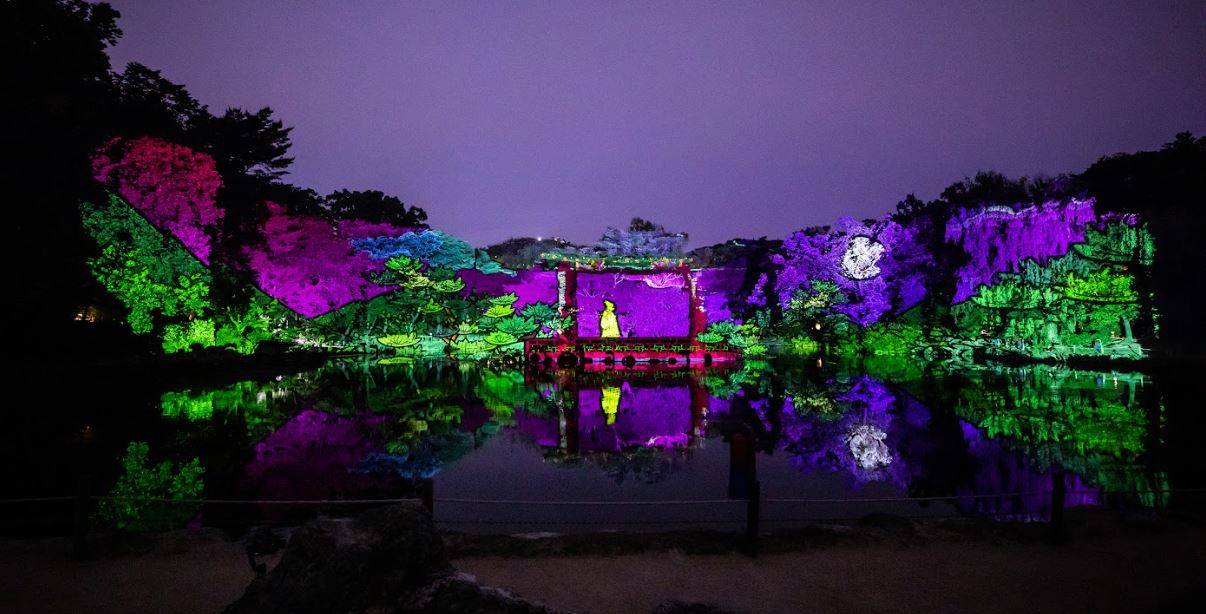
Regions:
[[840, 235, 885, 280], [846, 423, 893, 471]]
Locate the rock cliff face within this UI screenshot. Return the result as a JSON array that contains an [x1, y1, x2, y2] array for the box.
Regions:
[[226, 504, 555, 614]]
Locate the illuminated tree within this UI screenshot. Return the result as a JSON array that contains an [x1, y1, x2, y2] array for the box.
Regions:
[[80, 194, 213, 333], [244, 202, 394, 317], [950, 220, 1147, 358], [594, 219, 688, 257], [91, 136, 225, 263], [81, 193, 289, 353], [950, 365, 1158, 497], [773, 217, 928, 328], [944, 199, 1095, 303]]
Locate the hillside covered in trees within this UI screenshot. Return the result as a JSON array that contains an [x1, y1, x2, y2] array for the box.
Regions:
[[8, 0, 1205, 365]]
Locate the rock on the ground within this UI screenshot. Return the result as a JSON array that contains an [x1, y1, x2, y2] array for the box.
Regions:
[[403, 572, 560, 613], [226, 503, 556, 613], [653, 599, 737, 614]]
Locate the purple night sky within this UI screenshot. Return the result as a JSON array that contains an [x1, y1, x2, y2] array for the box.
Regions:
[[104, 1, 1205, 247]]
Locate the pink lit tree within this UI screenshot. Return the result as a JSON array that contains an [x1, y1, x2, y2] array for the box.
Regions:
[[243, 202, 394, 318], [91, 136, 225, 263]]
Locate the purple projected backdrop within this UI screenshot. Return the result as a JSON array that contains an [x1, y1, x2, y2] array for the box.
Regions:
[[695, 267, 747, 323], [458, 269, 558, 309], [575, 273, 690, 338]]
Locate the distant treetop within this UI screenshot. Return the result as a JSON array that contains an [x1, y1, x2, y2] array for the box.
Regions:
[[322, 189, 428, 228]]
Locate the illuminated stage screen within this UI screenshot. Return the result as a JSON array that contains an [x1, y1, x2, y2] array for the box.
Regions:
[[575, 272, 690, 338]]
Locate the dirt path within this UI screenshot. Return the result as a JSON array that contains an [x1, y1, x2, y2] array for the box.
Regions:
[[455, 536, 1206, 614], [1, 535, 257, 614], [2, 527, 1202, 613]]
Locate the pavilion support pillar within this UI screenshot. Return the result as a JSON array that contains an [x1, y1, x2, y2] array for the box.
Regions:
[[557, 262, 578, 348]]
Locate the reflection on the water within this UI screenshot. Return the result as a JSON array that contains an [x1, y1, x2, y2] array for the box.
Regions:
[[133, 357, 1167, 528]]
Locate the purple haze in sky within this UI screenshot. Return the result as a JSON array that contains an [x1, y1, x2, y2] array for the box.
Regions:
[[104, 0, 1206, 247]]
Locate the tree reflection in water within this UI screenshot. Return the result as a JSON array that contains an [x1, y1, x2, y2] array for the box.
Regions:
[[140, 357, 1166, 526]]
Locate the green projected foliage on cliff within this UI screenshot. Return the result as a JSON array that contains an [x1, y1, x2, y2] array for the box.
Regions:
[[81, 194, 289, 354], [81, 195, 213, 334], [949, 221, 1150, 361]]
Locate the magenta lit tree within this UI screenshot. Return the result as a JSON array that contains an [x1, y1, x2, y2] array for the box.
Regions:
[[91, 136, 225, 264], [243, 202, 396, 317]]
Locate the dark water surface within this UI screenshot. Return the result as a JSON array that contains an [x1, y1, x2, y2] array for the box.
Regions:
[[3, 358, 1185, 534]]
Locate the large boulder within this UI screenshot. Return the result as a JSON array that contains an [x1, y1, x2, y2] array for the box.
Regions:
[[227, 503, 553, 613]]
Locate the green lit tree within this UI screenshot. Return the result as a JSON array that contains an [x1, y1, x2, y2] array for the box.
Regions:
[[81, 194, 289, 353], [81, 194, 213, 334]]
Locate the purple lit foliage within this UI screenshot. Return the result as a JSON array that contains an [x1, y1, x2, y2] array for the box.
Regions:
[[945, 199, 1096, 303], [772, 217, 930, 326], [244, 203, 396, 317], [777, 376, 909, 487], [242, 410, 392, 501], [695, 267, 750, 321], [957, 420, 1099, 520]]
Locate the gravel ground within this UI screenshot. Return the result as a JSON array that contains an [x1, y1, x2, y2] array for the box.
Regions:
[[1, 532, 262, 614], [456, 534, 1205, 613], [2, 516, 1202, 613]]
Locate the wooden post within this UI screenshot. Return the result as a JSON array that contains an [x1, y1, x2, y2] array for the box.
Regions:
[[684, 265, 707, 343], [745, 480, 761, 556], [688, 378, 707, 444], [73, 475, 89, 560], [71, 429, 93, 560], [565, 389, 580, 456], [1049, 470, 1065, 544], [420, 478, 434, 513], [558, 261, 578, 344]]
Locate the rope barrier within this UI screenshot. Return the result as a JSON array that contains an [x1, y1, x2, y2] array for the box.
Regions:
[[766, 490, 1062, 503], [0, 496, 77, 504], [434, 498, 740, 506], [95, 496, 421, 505], [0, 487, 1200, 506], [0, 496, 419, 505]]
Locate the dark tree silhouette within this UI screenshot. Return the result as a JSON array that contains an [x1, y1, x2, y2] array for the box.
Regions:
[[628, 217, 663, 232], [939, 170, 1075, 208], [203, 107, 294, 181], [323, 189, 428, 228], [109, 62, 209, 142], [5, 0, 122, 352]]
